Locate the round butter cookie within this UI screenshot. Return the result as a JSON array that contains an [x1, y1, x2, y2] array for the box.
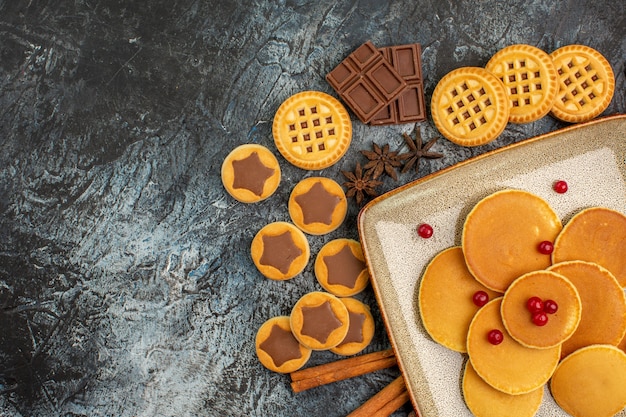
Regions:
[[330, 297, 375, 356], [462, 189, 562, 292], [256, 316, 312, 373], [273, 91, 352, 170], [551, 345, 626, 417], [315, 238, 369, 297], [290, 291, 350, 350], [548, 261, 626, 358], [550, 44, 615, 123], [418, 246, 500, 353], [552, 207, 626, 287], [462, 361, 543, 417], [467, 298, 561, 395], [485, 44, 558, 123], [288, 177, 347, 235], [431, 67, 509, 146], [501, 270, 582, 349], [251, 222, 310, 280], [221, 144, 281, 203]]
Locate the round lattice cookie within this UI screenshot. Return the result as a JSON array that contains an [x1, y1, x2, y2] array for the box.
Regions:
[[273, 91, 352, 170], [431, 67, 510, 147], [550, 45, 615, 123], [486, 44, 558, 124]]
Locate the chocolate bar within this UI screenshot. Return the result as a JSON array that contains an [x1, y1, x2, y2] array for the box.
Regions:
[[369, 44, 427, 125], [326, 41, 407, 124]]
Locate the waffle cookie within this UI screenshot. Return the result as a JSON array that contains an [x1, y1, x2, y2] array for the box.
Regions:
[[550, 44, 615, 123], [314, 238, 369, 297], [290, 291, 350, 350], [250, 222, 310, 280], [221, 144, 281, 203], [431, 67, 509, 146], [330, 297, 375, 356], [255, 316, 312, 373], [551, 345, 626, 417], [485, 44, 558, 124], [273, 91, 352, 170], [552, 207, 626, 287], [288, 177, 347, 235]]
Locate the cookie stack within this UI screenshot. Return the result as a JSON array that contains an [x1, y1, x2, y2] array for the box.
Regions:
[[431, 44, 616, 146]]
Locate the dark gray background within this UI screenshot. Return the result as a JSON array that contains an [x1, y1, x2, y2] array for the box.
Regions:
[[0, 1, 624, 416]]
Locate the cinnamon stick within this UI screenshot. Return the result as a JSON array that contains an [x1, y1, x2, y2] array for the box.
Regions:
[[290, 349, 396, 392], [346, 375, 409, 417]]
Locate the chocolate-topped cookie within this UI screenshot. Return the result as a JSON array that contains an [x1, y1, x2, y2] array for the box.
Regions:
[[288, 177, 347, 235], [290, 291, 350, 350], [315, 238, 369, 296], [330, 297, 375, 356], [251, 222, 310, 280], [255, 316, 311, 373], [221, 144, 281, 203]]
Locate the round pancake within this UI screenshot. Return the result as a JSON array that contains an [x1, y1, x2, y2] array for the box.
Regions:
[[551, 344, 626, 417], [548, 261, 626, 358], [462, 189, 562, 292], [467, 297, 561, 395], [501, 270, 581, 349], [418, 246, 499, 352], [552, 207, 626, 287], [462, 361, 543, 417]]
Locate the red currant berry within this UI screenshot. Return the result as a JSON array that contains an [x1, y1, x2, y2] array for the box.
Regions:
[[543, 299, 558, 314], [487, 329, 504, 345], [526, 296, 544, 313], [538, 240, 554, 255], [417, 223, 433, 238], [553, 180, 568, 194], [532, 311, 549, 326], [472, 290, 489, 307]]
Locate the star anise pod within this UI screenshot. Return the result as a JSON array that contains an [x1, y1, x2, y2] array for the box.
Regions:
[[341, 162, 383, 206], [398, 129, 444, 174], [360, 142, 402, 180]]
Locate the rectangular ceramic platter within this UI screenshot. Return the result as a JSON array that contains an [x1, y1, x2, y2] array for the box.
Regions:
[[358, 115, 626, 417]]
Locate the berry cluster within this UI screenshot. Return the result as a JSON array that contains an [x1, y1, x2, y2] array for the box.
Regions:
[[527, 296, 558, 326]]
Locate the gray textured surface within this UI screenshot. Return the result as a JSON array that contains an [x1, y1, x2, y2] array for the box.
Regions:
[[0, 1, 624, 416]]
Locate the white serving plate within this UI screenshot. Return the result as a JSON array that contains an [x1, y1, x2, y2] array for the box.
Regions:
[[358, 114, 626, 417]]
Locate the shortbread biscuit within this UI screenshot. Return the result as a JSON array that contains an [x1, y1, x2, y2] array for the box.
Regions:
[[288, 177, 347, 235], [256, 316, 311, 373], [273, 91, 352, 170], [251, 222, 310, 280], [290, 291, 350, 350], [550, 44, 615, 123], [485, 44, 558, 123], [431, 67, 509, 146], [330, 297, 375, 356], [551, 345, 626, 417], [314, 238, 369, 296], [221, 144, 281, 203]]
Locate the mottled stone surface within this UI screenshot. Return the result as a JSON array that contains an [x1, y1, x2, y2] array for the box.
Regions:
[[0, 1, 624, 416]]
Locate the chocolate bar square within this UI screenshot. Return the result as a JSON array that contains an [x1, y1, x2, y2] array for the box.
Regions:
[[326, 41, 407, 124], [369, 44, 427, 125]]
